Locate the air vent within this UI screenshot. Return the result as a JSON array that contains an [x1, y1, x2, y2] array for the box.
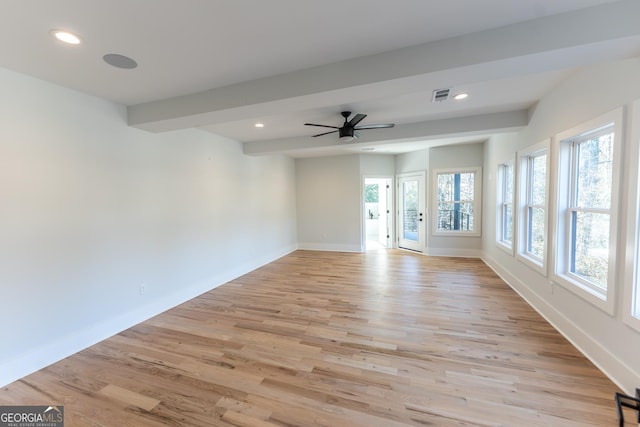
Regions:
[[432, 88, 451, 102]]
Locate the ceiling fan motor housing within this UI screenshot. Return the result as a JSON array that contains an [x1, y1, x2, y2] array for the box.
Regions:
[[339, 126, 355, 139]]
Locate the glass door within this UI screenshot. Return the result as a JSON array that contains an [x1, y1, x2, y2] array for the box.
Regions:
[[397, 172, 425, 252]]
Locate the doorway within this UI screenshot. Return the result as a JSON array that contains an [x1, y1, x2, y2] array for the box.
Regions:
[[397, 172, 425, 252], [363, 177, 392, 251]]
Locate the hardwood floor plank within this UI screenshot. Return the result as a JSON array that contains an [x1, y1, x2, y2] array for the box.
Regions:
[[0, 250, 624, 426], [98, 384, 161, 411]]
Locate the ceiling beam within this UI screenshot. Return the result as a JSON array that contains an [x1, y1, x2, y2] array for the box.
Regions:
[[127, 0, 640, 133], [243, 110, 529, 156]]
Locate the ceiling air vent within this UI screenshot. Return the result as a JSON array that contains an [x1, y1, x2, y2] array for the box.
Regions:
[[432, 88, 451, 102]]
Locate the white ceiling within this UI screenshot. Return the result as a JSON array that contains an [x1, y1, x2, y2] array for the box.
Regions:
[[2, 0, 639, 157]]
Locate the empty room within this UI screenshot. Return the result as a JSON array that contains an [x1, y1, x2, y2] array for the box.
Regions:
[[2, 1, 640, 426]]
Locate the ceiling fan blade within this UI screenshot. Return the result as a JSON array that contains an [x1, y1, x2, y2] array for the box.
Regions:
[[354, 130, 362, 139], [305, 123, 340, 129], [348, 113, 367, 127], [355, 123, 395, 130], [311, 130, 339, 137]]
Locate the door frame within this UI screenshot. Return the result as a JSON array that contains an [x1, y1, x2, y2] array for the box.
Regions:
[[361, 175, 394, 251], [396, 171, 426, 252]]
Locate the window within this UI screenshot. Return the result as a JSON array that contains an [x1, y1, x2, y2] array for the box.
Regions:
[[567, 130, 612, 286], [516, 140, 549, 274], [555, 108, 622, 314], [625, 100, 640, 330], [365, 184, 379, 203], [496, 160, 514, 252], [526, 154, 547, 260], [634, 273, 640, 320], [432, 167, 481, 236]]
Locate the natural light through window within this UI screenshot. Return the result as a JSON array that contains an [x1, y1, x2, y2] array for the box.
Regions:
[[527, 153, 546, 261], [570, 131, 613, 288], [433, 167, 481, 236], [554, 108, 621, 314], [516, 140, 549, 275], [402, 180, 418, 241], [634, 283, 640, 319], [497, 160, 514, 251], [623, 100, 640, 329]]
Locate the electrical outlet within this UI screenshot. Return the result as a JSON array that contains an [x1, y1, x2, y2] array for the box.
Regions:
[[139, 283, 146, 295]]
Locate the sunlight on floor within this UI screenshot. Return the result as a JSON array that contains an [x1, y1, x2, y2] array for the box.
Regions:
[[366, 240, 386, 251]]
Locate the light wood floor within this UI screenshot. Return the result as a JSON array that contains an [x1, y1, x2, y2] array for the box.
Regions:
[[1, 250, 626, 426]]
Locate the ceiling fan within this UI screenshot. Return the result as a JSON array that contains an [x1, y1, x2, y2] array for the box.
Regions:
[[305, 111, 395, 142]]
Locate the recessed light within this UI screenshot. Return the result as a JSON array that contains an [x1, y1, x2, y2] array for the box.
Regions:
[[254, 123, 265, 128], [454, 93, 468, 100], [50, 29, 81, 45]]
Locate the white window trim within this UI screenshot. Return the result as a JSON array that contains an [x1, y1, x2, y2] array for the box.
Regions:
[[516, 140, 550, 276], [623, 100, 640, 331], [496, 157, 515, 255], [553, 107, 623, 315], [431, 167, 482, 237]]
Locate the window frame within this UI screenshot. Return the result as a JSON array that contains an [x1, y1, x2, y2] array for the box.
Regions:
[[516, 140, 550, 276], [431, 167, 482, 237], [553, 108, 622, 315], [496, 158, 515, 254], [624, 100, 640, 331]]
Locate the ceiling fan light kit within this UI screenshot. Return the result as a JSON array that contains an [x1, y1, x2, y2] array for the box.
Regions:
[[305, 111, 394, 141], [339, 127, 355, 142]]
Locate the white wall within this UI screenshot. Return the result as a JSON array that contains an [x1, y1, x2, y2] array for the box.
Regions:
[[359, 153, 395, 176], [482, 57, 640, 393], [396, 147, 428, 174], [0, 67, 297, 387], [430, 143, 483, 169], [295, 155, 362, 251]]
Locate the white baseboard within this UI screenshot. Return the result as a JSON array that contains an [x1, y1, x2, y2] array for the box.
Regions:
[[0, 244, 297, 388], [424, 247, 482, 258], [482, 253, 640, 395], [297, 242, 363, 252]]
